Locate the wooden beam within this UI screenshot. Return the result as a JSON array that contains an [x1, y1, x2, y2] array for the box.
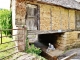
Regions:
[[61, 52, 77, 60], [26, 0, 38, 4], [50, 8, 52, 30], [27, 29, 76, 35], [28, 30, 66, 35], [60, 7, 62, 30]]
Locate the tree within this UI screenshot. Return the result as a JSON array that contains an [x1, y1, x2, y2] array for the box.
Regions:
[[0, 9, 12, 35]]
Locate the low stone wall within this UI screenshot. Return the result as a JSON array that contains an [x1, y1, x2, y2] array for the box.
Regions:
[[57, 31, 80, 50]]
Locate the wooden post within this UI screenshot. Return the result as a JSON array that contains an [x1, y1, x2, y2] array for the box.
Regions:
[[23, 26, 28, 51], [12, 0, 19, 52], [1, 30, 2, 44]]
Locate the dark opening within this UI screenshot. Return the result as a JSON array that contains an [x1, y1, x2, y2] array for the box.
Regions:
[[78, 33, 80, 39], [38, 33, 63, 48], [75, 11, 80, 30]]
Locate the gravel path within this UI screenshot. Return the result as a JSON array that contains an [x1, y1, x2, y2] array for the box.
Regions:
[[58, 48, 80, 60]]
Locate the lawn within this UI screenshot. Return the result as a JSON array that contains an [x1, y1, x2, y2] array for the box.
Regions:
[[0, 34, 15, 60]]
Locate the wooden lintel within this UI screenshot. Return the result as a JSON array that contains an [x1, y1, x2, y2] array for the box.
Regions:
[[26, 0, 38, 4], [28, 30, 70, 35], [27, 0, 37, 2]]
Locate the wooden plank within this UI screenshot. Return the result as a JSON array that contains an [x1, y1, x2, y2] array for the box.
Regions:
[[60, 7, 62, 30], [68, 9, 70, 30], [27, 30, 74, 35], [61, 52, 77, 60], [28, 29, 76, 35], [50, 8, 52, 30]]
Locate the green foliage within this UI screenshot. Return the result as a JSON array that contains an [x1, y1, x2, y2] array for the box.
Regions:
[[26, 38, 29, 50], [25, 38, 46, 60], [26, 44, 42, 55], [0, 34, 15, 60], [0, 9, 12, 35]]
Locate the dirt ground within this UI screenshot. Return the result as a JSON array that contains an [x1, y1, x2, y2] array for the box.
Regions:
[[58, 48, 80, 60]]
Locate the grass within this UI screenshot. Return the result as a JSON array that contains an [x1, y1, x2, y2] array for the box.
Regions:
[[0, 34, 15, 60]]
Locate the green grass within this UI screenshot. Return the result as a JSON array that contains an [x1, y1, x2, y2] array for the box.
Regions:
[[0, 34, 15, 60]]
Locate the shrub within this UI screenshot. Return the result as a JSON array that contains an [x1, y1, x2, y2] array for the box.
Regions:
[[25, 38, 46, 60], [26, 44, 42, 55]]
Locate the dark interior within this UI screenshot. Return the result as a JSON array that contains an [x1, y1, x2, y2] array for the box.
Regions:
[[38, 33, 63, 48]]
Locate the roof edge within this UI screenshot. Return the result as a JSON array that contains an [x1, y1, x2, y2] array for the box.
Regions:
[[37, 0, 80, 10]]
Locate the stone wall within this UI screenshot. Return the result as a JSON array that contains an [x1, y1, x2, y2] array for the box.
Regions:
[[39, 4, 75, 31], [15, 26, 27, 51], [16, 0, 26, 25], [57, 31, 80, 50]]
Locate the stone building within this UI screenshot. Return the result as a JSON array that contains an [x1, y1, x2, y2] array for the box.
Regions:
[[12, 0, 80, 51]]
